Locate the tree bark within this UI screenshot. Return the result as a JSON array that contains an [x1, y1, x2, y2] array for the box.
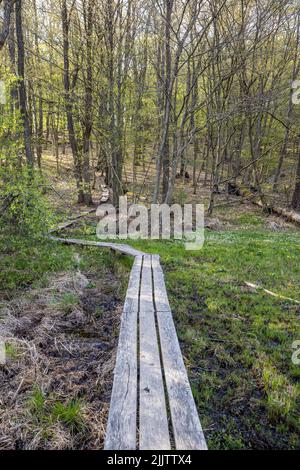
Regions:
[[82, 0, 94, 205], [15, 0, 34, 169], [161, 0, 173, 202], [61, 0, 84, 203], [33, 0, 43, 173], [0, 0, 15, 50]]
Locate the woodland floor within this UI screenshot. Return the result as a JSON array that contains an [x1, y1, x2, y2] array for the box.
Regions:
[[0, 237, 129, 449], [0, 152, 300, 449]]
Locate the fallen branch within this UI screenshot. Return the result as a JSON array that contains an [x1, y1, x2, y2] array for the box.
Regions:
[[49, 186, 112, 234], [244, 281, 300, 304], [49, 208, 96, 234]]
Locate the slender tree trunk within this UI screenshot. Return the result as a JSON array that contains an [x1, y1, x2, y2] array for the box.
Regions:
[[15, 0, 34, 169], [161, 0, 173, 202], [8, 13, 18, 109], [33, 0, 43, 173], [61, 0, 84, 203], [0, 0, 15, 50], [82, 0, 94, 205]]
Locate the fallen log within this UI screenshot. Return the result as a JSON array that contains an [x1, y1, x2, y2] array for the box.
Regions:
[[49, 187, 113, 234], [268, 205, 300, 225], [234, 184, 300, 226]]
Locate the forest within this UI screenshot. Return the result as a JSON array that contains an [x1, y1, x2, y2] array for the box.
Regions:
[[0, 0, 299, 452]]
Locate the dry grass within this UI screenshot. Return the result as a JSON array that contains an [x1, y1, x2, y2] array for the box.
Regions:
[[0, 267, 123, 450]]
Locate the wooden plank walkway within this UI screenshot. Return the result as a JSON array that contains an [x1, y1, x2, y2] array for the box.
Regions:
[[104, 257, 142, 450], [49, 236, 145, 258], [49, 215, 207, 450], [105, 253, 207, 450], [139, 255, 170, 450]]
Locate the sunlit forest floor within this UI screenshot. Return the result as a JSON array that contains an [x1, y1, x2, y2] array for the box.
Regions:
[[1, 152, 300, 449]]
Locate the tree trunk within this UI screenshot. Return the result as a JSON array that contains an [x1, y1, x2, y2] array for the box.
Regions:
[[33, 0, 43, 173], [0, 0, 15, 50], [161, 0, 173, 202], [61, 0, 84, 203], [15, 0, 34, 169], [82, 0, 94, 205]]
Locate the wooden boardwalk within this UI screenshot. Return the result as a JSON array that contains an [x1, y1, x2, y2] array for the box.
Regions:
[[50, 212, 207, 451], [105, 254, 207, 451]]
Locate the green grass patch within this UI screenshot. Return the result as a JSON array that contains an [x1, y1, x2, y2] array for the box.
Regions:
[[0, 234, 77, 296], [0, 232, 131, 300], [51, 399, 85, 432], [55, 292, 80, 313], [96, 228, 300, 449], [5, 342, 21, 361], [28, 385, 46, 417], [28, 386, 85, 433]]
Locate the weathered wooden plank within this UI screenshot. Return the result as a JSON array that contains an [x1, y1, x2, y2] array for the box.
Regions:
[[49, 236, 145, 258], [104, 260, 142, 450], [139, 254, 154, 312], [152, 256, 207, 450], [151, 255, 170, 311], [139, 255, 171, 450], [123, 256, 142, 312]]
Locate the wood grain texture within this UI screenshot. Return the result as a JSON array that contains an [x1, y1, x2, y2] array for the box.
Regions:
[[151, 255, 170, 311], [49, 236, 145, 257], [104, 259, 141, 449], [139, 255, 171, 450], [51, 235, 208, 450], [123, 256, 142, 312], [139, 255, 154, 312], [152, 256, 207, 450]]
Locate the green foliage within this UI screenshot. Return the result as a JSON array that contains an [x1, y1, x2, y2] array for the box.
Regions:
[[28, 386, 46, 416], [0, 169, 54, 236], [0, 236, 77, 295], [0, 73, 53, 236], [111, 229, 300, 449], [28, 386, 85, 433], [51, 399, 85, 432], [55, 292, 80, 313]]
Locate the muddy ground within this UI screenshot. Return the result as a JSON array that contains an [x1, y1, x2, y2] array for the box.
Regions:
[[0, 266, 123, 449]]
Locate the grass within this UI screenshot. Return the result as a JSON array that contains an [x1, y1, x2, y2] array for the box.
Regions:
[[0, 231, 130, 300], [56, 292, 80, 313], [87, 223, 300, 449], [1, 208, 299, 449], [28, 385, 46, 416], [28, 386, 85, 433], [5, 342, 20, 361], [51, 399, 85, 432], [0, 234, 77, 296], [0, 222, 130, 449]]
